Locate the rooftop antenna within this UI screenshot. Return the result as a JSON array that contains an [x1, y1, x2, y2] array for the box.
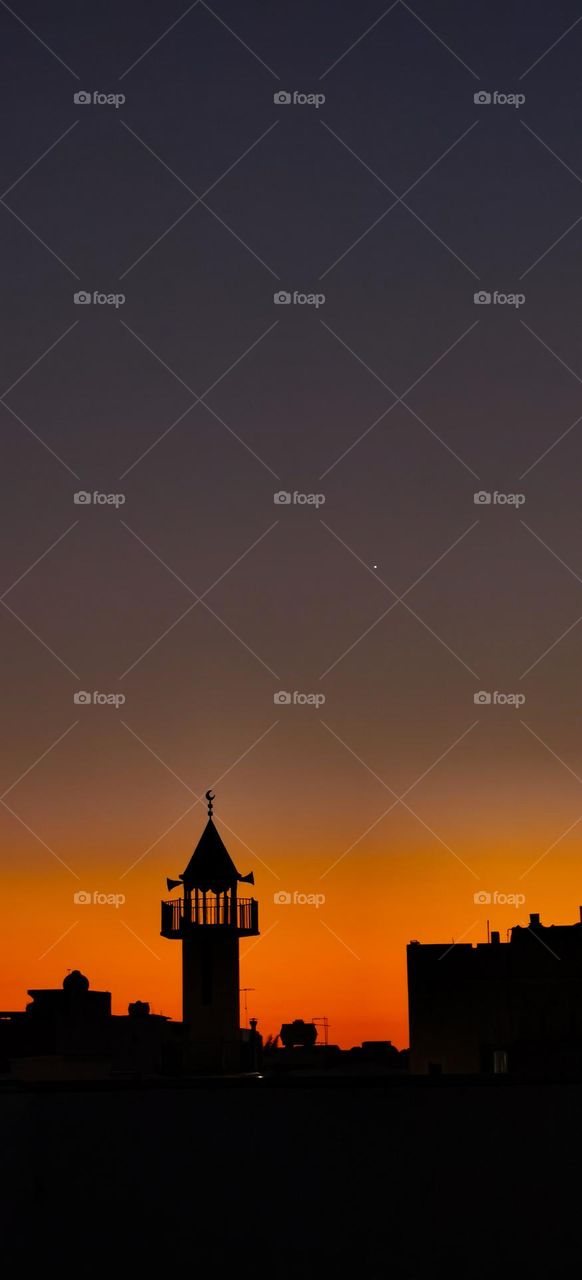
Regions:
[[240, 987, 255, 1027], [205, 789, 215, 818], [312, 1016, 329, 1046]]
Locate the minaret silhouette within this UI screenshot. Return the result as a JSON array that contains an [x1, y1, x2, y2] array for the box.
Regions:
[[161, 791, 259, 1071]]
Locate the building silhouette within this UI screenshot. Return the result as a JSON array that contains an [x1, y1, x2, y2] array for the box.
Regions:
[[408, 908, 582, 1075], [0, 793, 261, 1079], [0, 968, 182, 1079], [161, 789, 259, 1071]]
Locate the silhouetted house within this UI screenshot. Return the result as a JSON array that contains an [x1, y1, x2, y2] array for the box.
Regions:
[[161, 790, 259, 1072], [407, 908, 582, 1075], [0, 795, 261, 1081], [0, 970, 181, 1080]]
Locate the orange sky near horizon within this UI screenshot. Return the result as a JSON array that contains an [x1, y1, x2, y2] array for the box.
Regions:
[[2, 724, 582, 1049]]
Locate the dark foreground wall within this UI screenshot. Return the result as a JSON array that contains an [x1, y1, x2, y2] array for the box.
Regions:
[[0, 1078, 578, 1276]]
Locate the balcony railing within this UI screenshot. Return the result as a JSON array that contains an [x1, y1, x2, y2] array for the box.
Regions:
[[161, 896, 259, 938]]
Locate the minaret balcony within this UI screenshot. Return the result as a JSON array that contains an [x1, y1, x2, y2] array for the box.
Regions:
[[161, 896, 259, 939]]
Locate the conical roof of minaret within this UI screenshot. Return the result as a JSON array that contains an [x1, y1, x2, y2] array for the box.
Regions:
[[181, 817, 243, 892]]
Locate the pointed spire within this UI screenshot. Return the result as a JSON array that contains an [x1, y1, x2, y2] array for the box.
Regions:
[[164, 789, 255, 893]]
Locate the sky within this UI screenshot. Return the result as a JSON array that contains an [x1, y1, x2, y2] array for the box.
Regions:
[[2, 0, 582, 1049]]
